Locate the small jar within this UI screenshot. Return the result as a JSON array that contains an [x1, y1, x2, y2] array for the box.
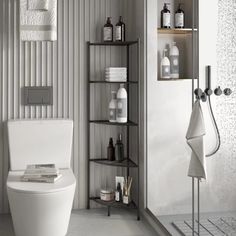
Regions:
[[100, 189, 115, 201]]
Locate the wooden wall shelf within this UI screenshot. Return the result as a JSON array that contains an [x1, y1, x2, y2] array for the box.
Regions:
[[157, 28, 196, 35]]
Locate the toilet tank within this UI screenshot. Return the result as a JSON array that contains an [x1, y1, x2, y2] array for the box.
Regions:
[[8, 119, 73, 171]]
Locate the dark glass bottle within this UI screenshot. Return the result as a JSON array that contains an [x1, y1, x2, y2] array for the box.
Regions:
[[103, 17, 113, 42], [175, 4, 184, 28], [107, 138, 115, 161], [115, 182, 122, 202], [161, 3, 171, 28], [115, 134, 124, 162], [115, 16, 125, 42]]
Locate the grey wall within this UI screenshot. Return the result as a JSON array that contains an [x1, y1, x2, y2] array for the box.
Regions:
[[0, 0, 139, 213]]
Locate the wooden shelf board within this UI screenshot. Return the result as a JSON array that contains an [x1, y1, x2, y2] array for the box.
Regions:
[[90, 197, 137, 209], [89, 158, 138, 168], [157, 28, 196, 35], [158, 78, 192, 81]]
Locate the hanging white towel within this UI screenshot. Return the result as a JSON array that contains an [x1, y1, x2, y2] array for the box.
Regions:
[[20, 0, 57, 41], [28, 0, 48, 11], [186, 100, 207, 180]]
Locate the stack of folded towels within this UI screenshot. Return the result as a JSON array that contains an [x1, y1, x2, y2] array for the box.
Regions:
[[21, 164, 61, 183], [105, 67, 127, 82]]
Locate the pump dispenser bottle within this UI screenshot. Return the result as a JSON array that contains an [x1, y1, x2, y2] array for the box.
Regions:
[[103, 17, 113, 42], [161, 3, 171, 28], [115, 134, 124, 162], [175, 4, 185, 28], [160, 49, 170, 79], [117, 84, 127, 123], [170, 42, 179, 79], [109, 91, 117, 122]]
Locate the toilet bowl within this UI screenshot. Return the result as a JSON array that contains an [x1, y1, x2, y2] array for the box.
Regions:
[[6, 119, 76, 236]]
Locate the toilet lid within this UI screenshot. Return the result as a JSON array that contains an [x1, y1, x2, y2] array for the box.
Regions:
[[7, 168, 76, 194]]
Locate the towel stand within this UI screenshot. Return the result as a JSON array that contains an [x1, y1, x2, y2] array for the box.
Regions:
[[192, 178, 200, 236]]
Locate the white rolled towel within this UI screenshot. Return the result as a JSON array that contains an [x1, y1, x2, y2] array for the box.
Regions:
[[186, 100, 207, 180], [28, 0, 48, 11]]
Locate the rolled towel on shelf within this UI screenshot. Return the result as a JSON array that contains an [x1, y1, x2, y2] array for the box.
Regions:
[[28, 0, 48, 11], [20, 0, 57, 41], [186, 100, 207, 180]]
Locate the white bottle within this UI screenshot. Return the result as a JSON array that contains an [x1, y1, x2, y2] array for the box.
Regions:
[[109, 91, 117, 122], [170, 42, 179, 79], [116, 84, 127, 123], [160, 49, 170, 79]]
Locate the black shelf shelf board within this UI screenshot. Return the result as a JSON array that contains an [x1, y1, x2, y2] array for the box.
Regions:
[[89, 120, 138, 126], [89, 41, 138, 46], [89, 80, 138, 84], [89, 158, 138, 168], [90, 197, 137, 209]]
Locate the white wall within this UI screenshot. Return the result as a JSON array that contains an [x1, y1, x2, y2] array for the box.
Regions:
[[0, 0, 137, 214]]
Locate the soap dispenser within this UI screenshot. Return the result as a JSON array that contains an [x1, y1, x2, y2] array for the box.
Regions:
[[160, 49, 170, 79], [115, 134, 124, 162], [161, 3, 171, 28], [170, 42, 179, 79]]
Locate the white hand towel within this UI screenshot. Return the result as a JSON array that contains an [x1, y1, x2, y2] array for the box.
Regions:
[[28, 0, 48, 11], [20, 0, 57, 41], [186, 100, 207, 180]]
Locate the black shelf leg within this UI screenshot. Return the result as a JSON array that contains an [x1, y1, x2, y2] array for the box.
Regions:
[[107, 206, 111, 216]]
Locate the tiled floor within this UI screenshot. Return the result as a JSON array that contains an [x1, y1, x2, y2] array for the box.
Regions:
[[0, 208, 157, 236]]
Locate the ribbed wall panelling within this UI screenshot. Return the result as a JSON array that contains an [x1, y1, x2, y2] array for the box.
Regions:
[[0, 0, 136, 213]]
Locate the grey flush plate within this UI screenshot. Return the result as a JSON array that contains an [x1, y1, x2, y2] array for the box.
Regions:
[[24, 86, 53, 106]]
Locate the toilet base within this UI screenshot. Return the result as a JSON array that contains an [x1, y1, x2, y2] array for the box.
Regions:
[[7, 185, 75, 236]]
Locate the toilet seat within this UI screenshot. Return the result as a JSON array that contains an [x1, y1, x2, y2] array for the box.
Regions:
[[7, 168, 76, 194]]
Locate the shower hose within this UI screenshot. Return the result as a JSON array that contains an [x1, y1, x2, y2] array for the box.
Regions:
[[206, 96, 221, 157]]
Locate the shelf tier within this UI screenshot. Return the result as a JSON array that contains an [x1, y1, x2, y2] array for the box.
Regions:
[[90, 158, 138, 168], [89, 80, 138, 84], [157, 28, 196, 35], [90, 197, 137, 209], [89, 41, 138, 46], [89, 120, 138, 126], [158, 78, 192, 81]]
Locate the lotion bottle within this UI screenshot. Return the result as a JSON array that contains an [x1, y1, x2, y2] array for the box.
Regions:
[[117, 84, 127, 123], [109, 91, 117, 122], [103, 17, 113, 42], [170, 42, 179, 79], [160, 49, 170, 79], [161, 3, 171, 28]]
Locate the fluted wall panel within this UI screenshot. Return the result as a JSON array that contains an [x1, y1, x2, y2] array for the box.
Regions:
[[0, 0, 136, 213]]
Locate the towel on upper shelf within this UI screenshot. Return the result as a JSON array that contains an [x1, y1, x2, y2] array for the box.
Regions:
[[20, 0, 57, 41], [28, 0, 48, 11], [186, 100, 207, 180]]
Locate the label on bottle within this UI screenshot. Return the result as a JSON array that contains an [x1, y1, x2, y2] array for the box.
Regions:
[[161, 65, 170, 78], [103, 27, 112, 41], [170, 55, 179, 75], [109, 108, 116, 122], [115, 26, 121, 40], [115, 191, 120, 201], [163, 13, 171, 27], [117, 98, 127, 119], [175, 13, 184, 27]]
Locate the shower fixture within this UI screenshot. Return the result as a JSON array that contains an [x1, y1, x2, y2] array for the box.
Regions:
[[194, 66, 232, 157]]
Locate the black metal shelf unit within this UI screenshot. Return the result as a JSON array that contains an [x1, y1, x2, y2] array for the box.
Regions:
[[87, 39, 140, 220]]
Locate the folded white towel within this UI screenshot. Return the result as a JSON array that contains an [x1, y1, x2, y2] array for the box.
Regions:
[[105, 67, 127, 72], [186, 100, 207, 180], [20, 0, 57, 41], [28, 0, 48, 11]]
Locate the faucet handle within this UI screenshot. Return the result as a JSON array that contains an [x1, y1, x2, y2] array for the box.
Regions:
[[223, 88, 232, 96], [214, 86, 222, 96]]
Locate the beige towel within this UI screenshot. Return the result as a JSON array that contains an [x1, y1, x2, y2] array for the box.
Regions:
[[20, 0, 57, 41], [186, 100, 207, 180]]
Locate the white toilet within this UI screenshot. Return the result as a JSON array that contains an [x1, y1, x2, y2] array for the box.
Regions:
[[6, 119, 76, 236]]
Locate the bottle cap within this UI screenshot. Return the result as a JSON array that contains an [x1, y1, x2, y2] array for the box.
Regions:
[[109, 137, 113, 145], [111, 91, 117, 99]]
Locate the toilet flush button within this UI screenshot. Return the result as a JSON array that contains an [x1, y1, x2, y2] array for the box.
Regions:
[[24, 86, 53, 106]]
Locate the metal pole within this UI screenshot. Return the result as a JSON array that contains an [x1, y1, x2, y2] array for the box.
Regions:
[[198, 179, 200, 235], [192, 177, 195, 236]]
